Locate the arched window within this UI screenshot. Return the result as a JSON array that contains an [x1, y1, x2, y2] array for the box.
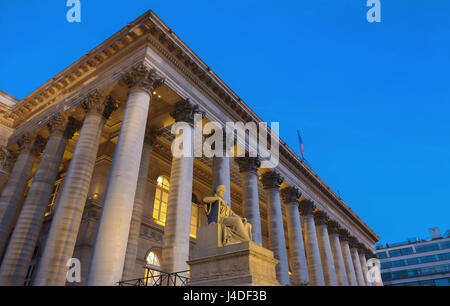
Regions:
[[146, 251, 161, 267], [152, 176, 170, 226], [145, 251, 161, 286]]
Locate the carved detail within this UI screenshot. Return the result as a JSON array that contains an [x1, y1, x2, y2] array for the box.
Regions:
[[65, 117, 82, 139], [123, 64, 164, 95], [235, 156, 261, 174], [0, 147, 13, 171], [327, 220, 340, 235], [170, 98, 202, 125], [260, 170, 283, 190], [339, 229, 350, 242], [47, 112, 69, 137], [280, 186, 301, 204], [32, 135, 47, 156], [349, 237, 359, 249], [313, 210, 329, 226], [82, 91, 119, 120], [299, 199, 315, 216], [17, 133, 36, 154], [103, 96, 120, 120], [144, 126, 161, 146]]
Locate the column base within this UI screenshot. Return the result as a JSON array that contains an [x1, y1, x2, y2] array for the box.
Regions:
[[187, 223, 279, 286]]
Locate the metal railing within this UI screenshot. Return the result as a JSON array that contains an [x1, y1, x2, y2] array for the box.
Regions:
[[118, 267, 190, 286]]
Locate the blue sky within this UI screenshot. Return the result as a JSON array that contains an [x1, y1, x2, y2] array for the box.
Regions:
[[1, 1, 449, 245]]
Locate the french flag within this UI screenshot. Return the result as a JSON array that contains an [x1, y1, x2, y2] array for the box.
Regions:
[[297, 130, 305, 155]]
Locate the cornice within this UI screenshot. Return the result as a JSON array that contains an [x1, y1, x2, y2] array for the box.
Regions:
[[5, 9, 379, 243]]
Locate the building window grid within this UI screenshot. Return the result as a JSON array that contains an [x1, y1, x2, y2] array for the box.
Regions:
[[381, 263, 450, 281], [381, 252, 450, 269]]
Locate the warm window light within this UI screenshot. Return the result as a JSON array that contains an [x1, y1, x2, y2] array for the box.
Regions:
[[92, 193, 100, 199], [153, 176, 170, 226]]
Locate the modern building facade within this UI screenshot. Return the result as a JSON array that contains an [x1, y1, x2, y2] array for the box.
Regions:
[[0, 10, 380, 286], [377, 228, 450, 286]]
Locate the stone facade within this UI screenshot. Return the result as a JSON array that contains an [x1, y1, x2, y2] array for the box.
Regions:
[[0, 10, 379, 286]]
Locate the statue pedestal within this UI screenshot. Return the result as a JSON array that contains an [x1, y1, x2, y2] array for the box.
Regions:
[[187, 223, 280, 286]]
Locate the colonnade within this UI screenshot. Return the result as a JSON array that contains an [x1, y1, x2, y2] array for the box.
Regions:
[[0, 64, 377, 286]]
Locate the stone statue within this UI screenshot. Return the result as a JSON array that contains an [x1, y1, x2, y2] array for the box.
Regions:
[[202, 185, 252, 246]]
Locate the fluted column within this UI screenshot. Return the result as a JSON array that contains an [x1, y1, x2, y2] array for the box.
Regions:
[[235, 157, 262, 245], [0, 114, 79, 286], [339, 229, 358, 286], [122, 128, 158, 281], [327, 221, 348, 286], [349, 238, 365, 286], [260, 171, 290, 285], [211, 129, 232, 206], [87, 66, 163, 286], [0, 147, 13, 193], [358, 245, 370, 286], [280, 186, 309, 285], [34, 91, 118, 286], [314, 210, 338, 286], [0, 133, 45, 259], [161, 99, 201, 275], [299, 199, 325, 286]]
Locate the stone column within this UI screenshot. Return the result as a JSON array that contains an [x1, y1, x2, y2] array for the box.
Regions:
[[235, 157, 262, 245], [211, 129, 232, 206], [260, 170, 290, 285], [0, 114, 79, 286], [339, 229, 358, 286], [280, 186, 309, 285], [350, 238, 366, 286], [327, 221, 349, 286], [0, 133, 45, 259], [0, 147, 13, 193], [33, 91, 118, 286], [86, 66, 163, 286], [314, 210, 338, 286], [161, 99, 201, 274], [122, 128, 158, 281], [358, 245, 370, 286], [299, 199, 325, 286]]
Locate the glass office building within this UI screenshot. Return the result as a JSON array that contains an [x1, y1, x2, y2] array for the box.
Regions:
[[376, 228, 450, 286]]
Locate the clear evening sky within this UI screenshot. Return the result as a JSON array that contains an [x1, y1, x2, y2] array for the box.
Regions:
[[1, 1, 449, 245]]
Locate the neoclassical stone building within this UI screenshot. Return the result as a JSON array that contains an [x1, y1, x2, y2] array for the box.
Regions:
[[0, 10, 380, 286]]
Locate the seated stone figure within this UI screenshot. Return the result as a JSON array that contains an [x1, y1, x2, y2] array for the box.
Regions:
[[203, 185, 252, 246]]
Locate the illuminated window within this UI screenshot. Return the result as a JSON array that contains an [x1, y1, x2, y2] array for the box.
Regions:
[[146, 251, 160, 267], [152, 176, 170, 225], [190, 194, 201, 239], [145, 251, 161, 285]]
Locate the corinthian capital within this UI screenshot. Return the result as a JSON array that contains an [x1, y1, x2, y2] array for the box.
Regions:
[[314, 210, 329, 226], [123, 64, 164, 95], [48, 112, 69, 137], [144, 126, 161, 146], [349, 237, 359, 249], [235, 156, 261, 174], [327, 220, 340, 235], [280, 186, 301, 204], [299, 199, 315, 216], [17, 133, 36, 154], [170, 99, 202, 125], [82, 91, 119, 120], [0, 147, 13, 171], [339, 229, 350, 242], [260, 170, 284, 190]]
